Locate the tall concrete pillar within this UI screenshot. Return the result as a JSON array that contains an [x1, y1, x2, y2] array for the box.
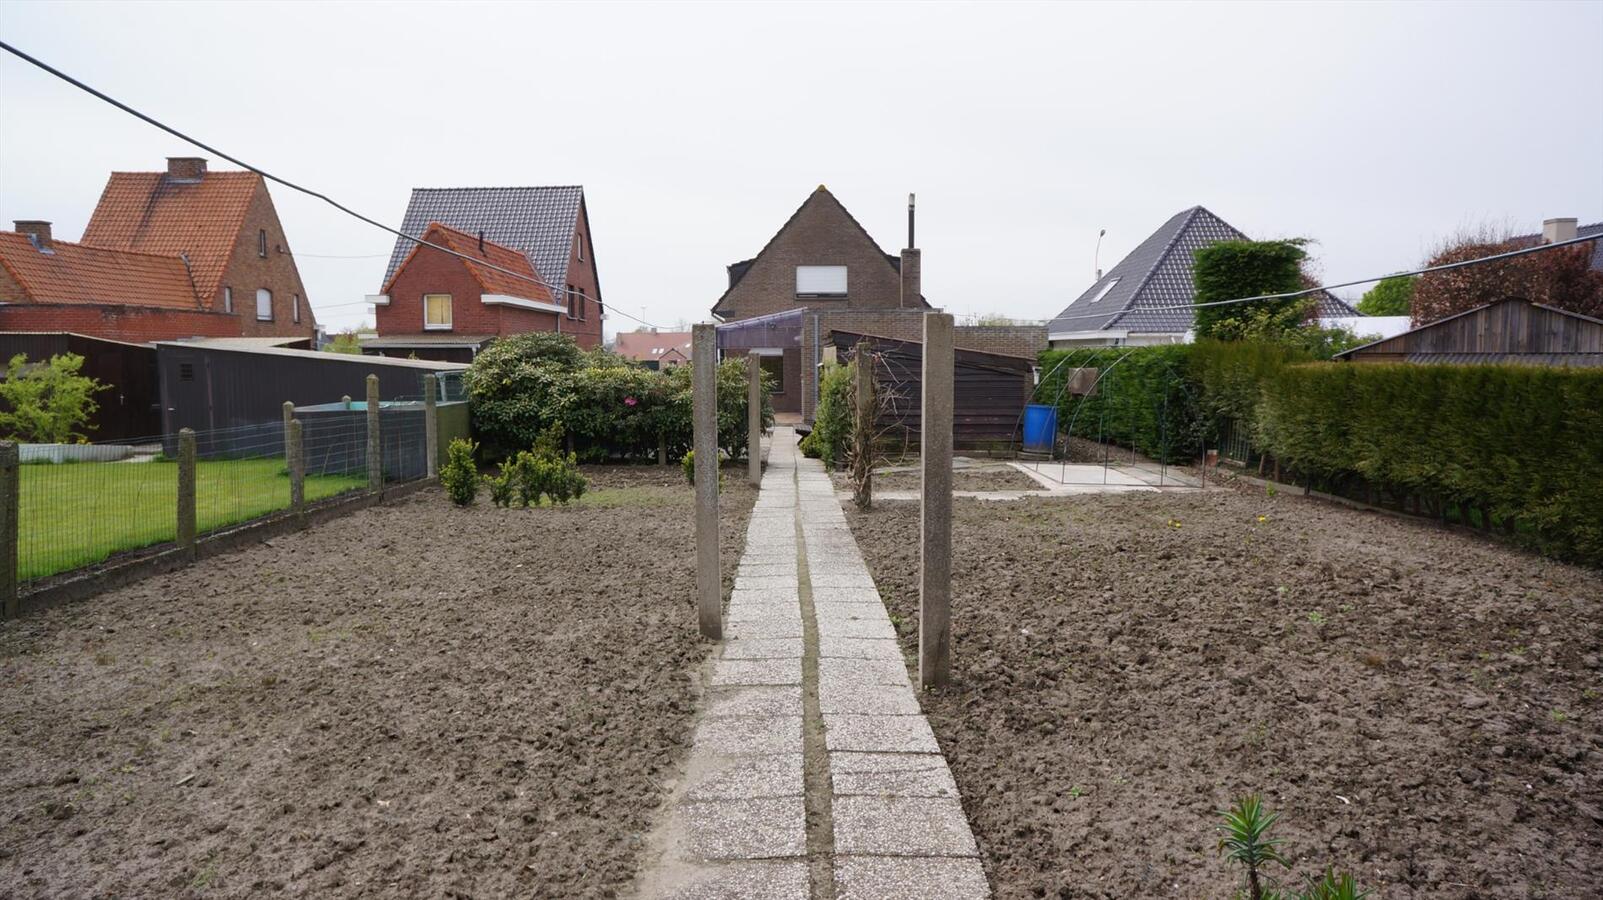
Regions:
[[692, 324, 722, 639], [1, 441, 18, 618], [288, 418, 305, 513], [424, 374, 439, 478], [177, 428, 197, 560], [919, 312, 953, 689], [282, 401, 294, 458], [365, 375, 381, 491], [747, 355, 762, 486]]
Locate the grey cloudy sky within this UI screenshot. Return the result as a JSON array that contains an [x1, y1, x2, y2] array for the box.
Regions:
[[2, 0, 1600, 336]]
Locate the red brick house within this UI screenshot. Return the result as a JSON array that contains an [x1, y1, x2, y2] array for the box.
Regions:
[[613, 330, 692, 370], [368, 186, 603, 357], [364, 223, 570, 362], [0, 222, 238, 342]]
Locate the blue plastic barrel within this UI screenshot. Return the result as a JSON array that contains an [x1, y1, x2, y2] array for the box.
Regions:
[[1021, 403, 1057, 452]]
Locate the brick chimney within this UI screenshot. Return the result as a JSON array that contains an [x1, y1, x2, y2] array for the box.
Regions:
[[166, 157, 207, 180], [899, 249, 921, 309], [14, 220, 52, 250], [1543, 217, 1579, 244]]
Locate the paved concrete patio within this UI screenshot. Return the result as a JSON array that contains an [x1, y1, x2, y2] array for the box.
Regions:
[[636, 429, 987, 899]]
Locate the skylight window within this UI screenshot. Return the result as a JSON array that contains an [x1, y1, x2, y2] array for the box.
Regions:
[[1088, 277, 1120, 303]]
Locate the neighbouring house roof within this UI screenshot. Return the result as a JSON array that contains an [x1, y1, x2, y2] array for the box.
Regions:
[[711, 186, 926, 319], [360, 333, 497, 349], [0, 231, 201, 309], [1507, 221, 1603, 271], [80, 169, 260, 302], [613, 330, 693, 363], [384, 222, 555, 303], [381, 186, 584, 297], [1046, 206, 1357, 337]]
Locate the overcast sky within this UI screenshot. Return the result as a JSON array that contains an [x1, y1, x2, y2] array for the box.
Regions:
[[2, 1, 1600, 336]]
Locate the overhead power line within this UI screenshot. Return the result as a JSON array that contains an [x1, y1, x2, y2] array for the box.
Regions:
[[0, 39, 662, 331], [1046, 231, 1601, 328]]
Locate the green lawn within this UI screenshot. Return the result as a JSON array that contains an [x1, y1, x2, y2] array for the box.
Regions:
[[19, 458, 367, 581]]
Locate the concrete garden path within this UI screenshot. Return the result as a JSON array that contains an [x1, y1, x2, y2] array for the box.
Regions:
[[636, 428, 988, 900]]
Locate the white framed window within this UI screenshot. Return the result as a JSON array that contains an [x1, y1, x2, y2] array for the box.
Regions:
[[255, 288, 272, 321], [424, 293, 452, 330], [1088, 277, 1120, 303], [575, 233, 584, 262], [258, 229, 268, 258], [292, 294, 301, 324], [796, 265, 847, 298], [223, 286, 233, 313]]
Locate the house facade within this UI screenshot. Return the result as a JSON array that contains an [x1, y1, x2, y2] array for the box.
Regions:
[[0, 157, 316, 342], [1046, 206, 1356, 347], [614, 330, 693, 370], [368, 186, 603, 356], [366, 223, 569, 362], [713, 186, 1042, 420]]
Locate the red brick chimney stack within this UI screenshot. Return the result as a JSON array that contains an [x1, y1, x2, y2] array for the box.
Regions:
[[14, 220, 52, 250], [166, 157, 207, 180]]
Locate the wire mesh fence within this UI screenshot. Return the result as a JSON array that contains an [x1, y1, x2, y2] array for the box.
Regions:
[[10, 403, 433, 587]]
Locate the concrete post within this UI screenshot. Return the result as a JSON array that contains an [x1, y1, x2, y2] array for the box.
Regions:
[[747, 354, 762, 486], [919, 312, 954, 689], [282, 401, 294, 458], [852, 341, 875, 509], [424, 374, 439, 478], [288, 418, 305, 513], [692, 324, 722, 640], [365, 375, 382, 491], [177, 428, 197, 559], [1, 441, 18, 618]]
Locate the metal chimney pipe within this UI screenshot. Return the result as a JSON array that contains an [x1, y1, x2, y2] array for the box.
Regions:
[[907, 193, 916, 249]]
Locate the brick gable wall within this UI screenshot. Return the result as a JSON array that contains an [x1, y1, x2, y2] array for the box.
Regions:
[[379, 245, 567, 340], [715, 191, 908, 321], [215, 183, 317, 338], [559, 199, 603, 349]]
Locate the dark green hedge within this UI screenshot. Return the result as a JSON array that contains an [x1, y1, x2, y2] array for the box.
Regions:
[[1036, 345, 1204, 464], [1258, 363, 1603, 565]]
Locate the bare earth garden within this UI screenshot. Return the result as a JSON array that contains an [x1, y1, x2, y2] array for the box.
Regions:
[[845, 485, 1603, 899], [0, 466, 754, 899]]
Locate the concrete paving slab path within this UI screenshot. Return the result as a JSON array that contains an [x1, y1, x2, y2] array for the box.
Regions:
[[635, 428, 987, 899]]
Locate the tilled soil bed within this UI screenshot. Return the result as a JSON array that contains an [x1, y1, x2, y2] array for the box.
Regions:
[[846, 488, 1603, 898], [831, 465, 1043, 494], [0, 465, 754, 899]]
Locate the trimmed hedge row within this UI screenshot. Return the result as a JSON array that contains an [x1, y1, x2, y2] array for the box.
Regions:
[[1034, 340, 1603, 565], [1258, 362, 1603, 564]]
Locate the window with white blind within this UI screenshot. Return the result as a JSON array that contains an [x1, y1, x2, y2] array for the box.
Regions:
[[424, 293, 452, 330], [292, 294, 301, 323], [223, 286, 233, 313], [255, 288, 272, 321], [796, 265, 847, 298]]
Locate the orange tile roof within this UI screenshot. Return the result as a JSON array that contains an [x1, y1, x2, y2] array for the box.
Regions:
[[385, 222, 555, 303], [0, 231, 200, 309], [80, 170, 260, 302], [613, 330, 693, 362]]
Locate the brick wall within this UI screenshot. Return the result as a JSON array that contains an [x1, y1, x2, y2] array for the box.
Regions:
[[379, 245, 568, 341], [714, 189, 911, 321], [215, 181, 318, 339], [561, 198, 604, 349], [0, 303, 240, 343]]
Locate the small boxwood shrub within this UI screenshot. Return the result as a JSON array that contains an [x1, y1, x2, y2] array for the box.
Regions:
[[440, 437, 479, 506], [799, 364, 853, 468], [487, 425, 588, 508]]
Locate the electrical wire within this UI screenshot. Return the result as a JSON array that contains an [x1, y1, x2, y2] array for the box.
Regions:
[[1046, 232, 1601, 328], [0, 38, 663, 331]]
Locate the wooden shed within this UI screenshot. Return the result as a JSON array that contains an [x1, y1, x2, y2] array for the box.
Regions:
[[0, 332, 159, 440], [1335, 298, 1603, 366], [828, 329, 1034, 450]]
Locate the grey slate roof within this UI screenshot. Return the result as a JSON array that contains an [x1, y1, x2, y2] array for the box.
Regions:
[[1507, 221, 1603, 271], [381, 186, 584, 293], [1046, 206, 1357, 336]]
